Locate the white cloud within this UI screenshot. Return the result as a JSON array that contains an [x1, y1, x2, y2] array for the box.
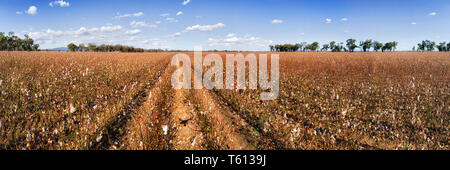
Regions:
[[325, 18, 332, 23], [115, 12, 144, 19], [182, 0, 191, 6], [49, 1, 70, 7], [271, 19, 283, 24], [72, 27, 99, 36], [184, 23, 225, 32], [28, 29, 65, 40], [411, 22, 417, 25], [341, 18, 348, 22], [168, 23, 225, 39], [125, 29, 141, 35], [160, 13, 170, 17], [100, 25, 123, 32], [28, 26, 110, 41], [16, 11, 23, 15], [130, 21, 157, 28], [26, 6, 37, 15], [133, 12, 144, 17], [206, 34, 273, 51], [155, 21, 162, 24], [227, 33, 236, 37], [130, 21, 146, 27], [165, 18, 178, 23], [27, 25, 160, 49], [169, 32, 183, 39], [428, 12, 437, 16], [115, 14, 131, 19], [176, 11, 183, 16], [300, 32, 305, 36]]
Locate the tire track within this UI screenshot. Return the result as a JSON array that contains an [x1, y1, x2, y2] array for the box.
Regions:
[[88, 58, 170, 150], [187, 78, 258, 150], [169, 89, 205, 150], [212, 90, 287, 149], [168, 63, 205, 150], [117, 60, 175, 150]]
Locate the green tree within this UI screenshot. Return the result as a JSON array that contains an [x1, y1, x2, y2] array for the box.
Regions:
[[383, 42, 394, 52], [0, 32, 5, 50], [321, 44, 330, 51], [428, 41, 436, 51], [78, 44, 87, 52], [360, 39, 372, 52], [447, 42, 450, 52], [32, 44, 39, 51], [373, 41, 383, 52], [88, 43, 97, 52], [306, 42, 319, 51], [22, 34, 34, 51], [437, 42, 447, 52], [67, 43, 78, 52], [417, 41, 425, 51], [346, 39, 358, 52], [392, 41, 398, 51]]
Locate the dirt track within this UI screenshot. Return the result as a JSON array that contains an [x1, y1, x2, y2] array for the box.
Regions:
[[111, 58, 264, 150]]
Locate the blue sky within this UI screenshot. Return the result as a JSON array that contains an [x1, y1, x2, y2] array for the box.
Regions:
[[1, 0, 449, 51]]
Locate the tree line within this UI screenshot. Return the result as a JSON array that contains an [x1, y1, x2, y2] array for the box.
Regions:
[[269, 39, 399, 52], [413, 40, 450, 52], [0, 32, 39, 51], [67, 43, 166, 52]]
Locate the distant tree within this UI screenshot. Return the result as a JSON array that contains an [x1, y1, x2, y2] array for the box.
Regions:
[[428, 41, 436, 51], [417, 41, 425, 52], [360, 39, 372, 52], [329, 41, 337, 52], [0, 32, 39, 51], [12, 36, 22, 51], [32, 44, 39, 51], [306, 42, 319, 51], [346, 39, 358, 52], [0, 32, 6, 50], [392, 41, 398, 51], [321, 44, 330, 51], [299, 42, 307, 52], [78, 44, 87, 52], [383, 42, 394, 52], [88, 43, 97, 52], [418, 40, 436, 52], [437, 42, 447, 52], [373, 41, 383, 52], [269, 45, 274, 52], [412, 46, 416, 52], [293, 43, 300, 52], [114, 44, 122, 52], [21, 34, 35, 51], [67, 43, 78, 52], [340, 42, 347, 52], [447, 42, 450, 52]]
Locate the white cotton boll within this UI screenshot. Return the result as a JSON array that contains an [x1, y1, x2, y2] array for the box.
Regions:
[[162, 125, 168, 135], [96, 134, 103, 142], [70, 104, 76, 114], [191, 137, 197, 147]]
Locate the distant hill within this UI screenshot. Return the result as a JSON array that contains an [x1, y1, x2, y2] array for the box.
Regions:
[[48, 47, 68, 51]]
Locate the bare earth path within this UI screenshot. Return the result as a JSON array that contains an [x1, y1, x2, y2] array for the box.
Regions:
[[116, 57, 264, 150]]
